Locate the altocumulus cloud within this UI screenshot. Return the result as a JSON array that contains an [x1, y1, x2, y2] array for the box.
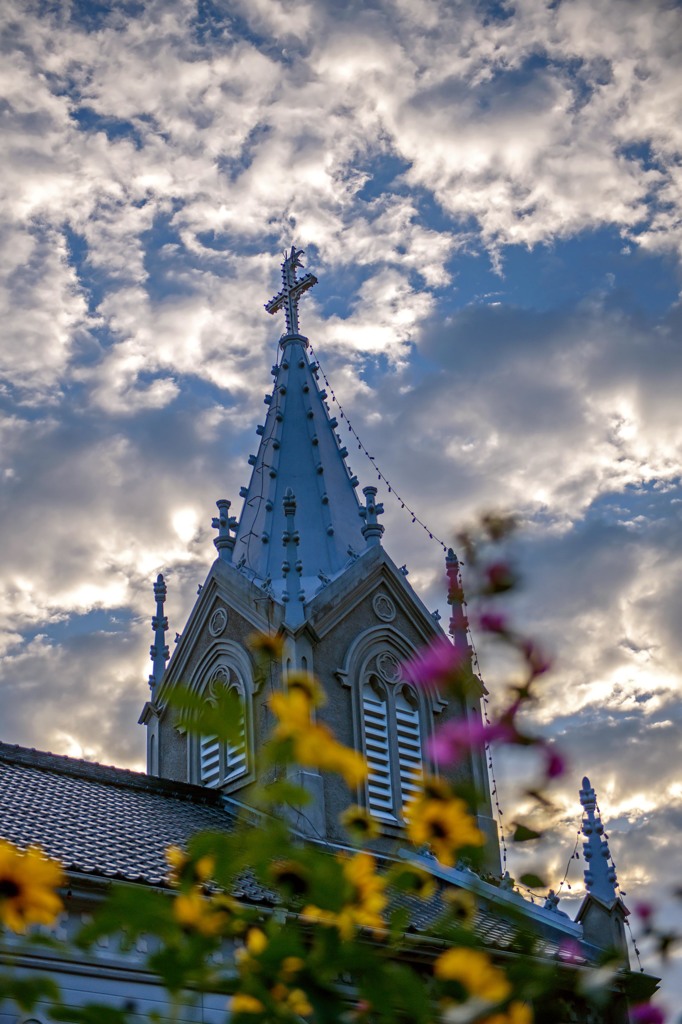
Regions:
[[0, 0, 681, 1011]]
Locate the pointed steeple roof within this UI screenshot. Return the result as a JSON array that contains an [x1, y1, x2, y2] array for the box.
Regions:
[[231, 248, 366, 601]]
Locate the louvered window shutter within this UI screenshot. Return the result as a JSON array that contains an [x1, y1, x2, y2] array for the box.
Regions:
[[199, 734, 221, 788], [225, 688, 247, 782], [395, 688, 422, 816], [362, 680, 394, 820]]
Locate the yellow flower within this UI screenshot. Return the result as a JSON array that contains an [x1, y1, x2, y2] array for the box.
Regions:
[[484, 1003, 533, 1024], [271, 687, 367, 787], [231, 993, 265, 1014], [166, 845, 214, 887], [443, 887, 477, 925], [434, 947, 511, 1003], [246, 927, 268, 954], [271, 690, 313, 736], [0, 840, 64, 933], [269, 859, 311, 897], [287, 988, 313, 1015], [295, 726, 367, 787], [173, 890, 234, 937], [280, 955, 305, 979], [388, 863, 436, 900], [248, 632, 285, 660], [407, 796, 484, 866], [303, 852, 387, 940], [341, 805, 380, 840], [286, 670, 325, 706]]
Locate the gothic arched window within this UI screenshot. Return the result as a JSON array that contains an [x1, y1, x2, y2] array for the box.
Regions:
[[198, 669, 247, 789], [338, 625, 446, 828], [361, 674, 424, 822], [188, 642, 256, 791]]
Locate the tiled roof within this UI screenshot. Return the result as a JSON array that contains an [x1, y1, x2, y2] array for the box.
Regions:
[[0, 741, 593, 962], [0, 742, 246, 890]]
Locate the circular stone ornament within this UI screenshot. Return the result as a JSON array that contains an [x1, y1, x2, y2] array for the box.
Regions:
[[372, 592, 396, 622], [208, 607, 228, 637], [376, 651, 402, 684]]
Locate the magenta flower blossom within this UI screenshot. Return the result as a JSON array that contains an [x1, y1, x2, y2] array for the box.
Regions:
[[521, 639, 552, 677], [402, 637, 467, 689], [484, 561, 515, 593], [427, 717, 516, 767], [543, 745, 566, 779], [557, 938, 584, 963], [634, 901, 654, 924], [478, 611, 508, 633], [631, 1005, 665, 1023]]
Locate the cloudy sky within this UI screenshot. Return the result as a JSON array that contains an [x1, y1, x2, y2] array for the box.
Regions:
[[1, 0, 681, 1010]]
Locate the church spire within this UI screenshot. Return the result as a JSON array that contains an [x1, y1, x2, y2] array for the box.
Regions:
[[579, 776, 619, 903], [231, 247, 368, 602]]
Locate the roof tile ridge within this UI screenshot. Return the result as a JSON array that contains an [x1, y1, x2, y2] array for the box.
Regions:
[[0, 740, 225, 806]]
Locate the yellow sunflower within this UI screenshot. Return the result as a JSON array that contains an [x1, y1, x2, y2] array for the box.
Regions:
[[434, 947, 511, 1003], [406, 796, 484, 866], [340, 804, 380, 841], [286, 671, 325, 707], [0, 840, 64, 933], [247, 631, 285, 660]]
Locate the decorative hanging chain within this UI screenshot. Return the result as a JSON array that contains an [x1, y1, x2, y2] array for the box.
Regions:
[[307, 344, 448, 552]]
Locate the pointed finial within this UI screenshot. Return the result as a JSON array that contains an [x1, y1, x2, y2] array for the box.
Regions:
[[265, 246, 318, 343], [281, 488, 305, 625], [579, 776, 618, 903], [149, 573, 169, 693], [359, 486, 385, 547], [446, 549, 470, 651], [212, 499, 238, 562]]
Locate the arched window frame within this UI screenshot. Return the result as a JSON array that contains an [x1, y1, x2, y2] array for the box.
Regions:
[[186, 640, 258, 792], [336, 625, 447, 829]]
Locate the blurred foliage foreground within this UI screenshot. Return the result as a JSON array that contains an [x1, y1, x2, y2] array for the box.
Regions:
[[0, 517, 665, 1023]]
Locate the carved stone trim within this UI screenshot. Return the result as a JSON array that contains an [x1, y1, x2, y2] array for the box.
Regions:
[[208, 607, 228, 637], [376, 650, 402, 684], [372, 592, 396, 622]]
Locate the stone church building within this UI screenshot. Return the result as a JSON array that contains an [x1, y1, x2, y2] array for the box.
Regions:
[[0, 249, 658, 1022]]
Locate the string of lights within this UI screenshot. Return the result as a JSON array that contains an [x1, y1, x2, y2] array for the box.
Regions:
[[556, 830, 582, 897], [593, 799, 644, 972], [307, 343, 449, 553], [308, 344, 590, 911]]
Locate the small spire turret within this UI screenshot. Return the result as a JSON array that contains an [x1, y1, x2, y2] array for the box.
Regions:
[[282, 488, 305, 625], [212, 498, 237, 562], [580, 776, 618, 903], [149, 573, 169, 693], [446, 548, 470, 653], [359, 485, 384, 547]]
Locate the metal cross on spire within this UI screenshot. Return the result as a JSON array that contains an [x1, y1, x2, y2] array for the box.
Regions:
[[265, 245, 318, 338]]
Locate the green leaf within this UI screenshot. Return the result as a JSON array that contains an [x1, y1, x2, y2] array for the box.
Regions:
[[167, 684, 245, 746], [0, 973, 61, 1011], [520, 873, 547, 889], [51, 1003, 132, 1023], [511, 823, 542, 842], [260, 778, 312, 807], [77, 884, 175, 948]]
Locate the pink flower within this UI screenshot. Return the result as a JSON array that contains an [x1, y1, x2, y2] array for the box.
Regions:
[[635, 902, 654, 924], [631, 1005, 665, 1023], [484, 562, 515, 593], [478, 611, 508, 633], [427, 717, 516, 767], [402, 637, 467, 689], [557, 939, 584, 963], [543, 745, 566, 779], [521, 639, 552, 677]]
